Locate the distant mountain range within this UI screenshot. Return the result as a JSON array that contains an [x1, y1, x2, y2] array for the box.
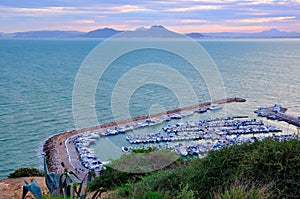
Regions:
[[201, 28, 300, 38], [1, 26, 300, 39], [3, 30, 84, 38]]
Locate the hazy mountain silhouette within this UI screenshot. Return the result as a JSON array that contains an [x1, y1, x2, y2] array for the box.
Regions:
[[202, 28, 300, 38], [186, 33, 205, 38], [116, 25, 183, 38], [6, 30, 84, 38], [82, 28, 123, 38], [1, 27, 299, 39]]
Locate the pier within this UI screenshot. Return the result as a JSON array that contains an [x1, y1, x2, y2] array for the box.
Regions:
[[255, 105, 300, 127], [94, 97, 246, 129]]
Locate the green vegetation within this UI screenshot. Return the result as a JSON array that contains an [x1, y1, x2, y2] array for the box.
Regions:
[[213, 182, 272, 199], [8, 167, 44, 178], [16, 138, 300, 198], [22, 157, 100, 199], [90, 138, 300, 199], [131, 146, 157, 153], [89, 165, 143, 191], [89, 149, 183, 193], [109, 149, 179, 173], [42, 197, 72, 199]]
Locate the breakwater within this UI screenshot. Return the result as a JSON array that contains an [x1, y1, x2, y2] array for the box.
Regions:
[[43, 97, 246, 174]]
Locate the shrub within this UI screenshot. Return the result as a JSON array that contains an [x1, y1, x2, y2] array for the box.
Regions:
[[89, 166, 144, 191], [89, 150, 181, 192], [143, 191, 165, 199], [132, 147, 157, 153], [117, 184, 134, 198], [176, 183, 196, 199], [214, 180, 272, 199], [8, 167, 44, 178]]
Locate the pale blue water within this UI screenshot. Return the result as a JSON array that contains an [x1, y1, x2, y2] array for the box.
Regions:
[[0, 39, 299, 179]]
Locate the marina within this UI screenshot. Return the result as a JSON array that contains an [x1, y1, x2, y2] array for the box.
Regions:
[[44, 97, 245, 175], [71, 115, 293, 171], [43, 98, 300, 179]]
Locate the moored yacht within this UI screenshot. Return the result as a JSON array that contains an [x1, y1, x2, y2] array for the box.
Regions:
[[209, 104, 223, 110]]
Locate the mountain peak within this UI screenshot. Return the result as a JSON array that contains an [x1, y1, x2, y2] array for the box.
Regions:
[[83, 28, 122, 38], [113, 25, 182, 38], [265, 28, 281, 33], [135, 27, 147, 31], [101, 27, 118, 31], [150, 25, 166, 29]]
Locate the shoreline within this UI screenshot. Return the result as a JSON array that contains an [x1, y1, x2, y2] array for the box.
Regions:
[[43, 97, 246, 178]]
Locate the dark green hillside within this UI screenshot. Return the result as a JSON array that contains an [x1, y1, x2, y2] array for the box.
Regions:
[[90, 138, 300, 199]]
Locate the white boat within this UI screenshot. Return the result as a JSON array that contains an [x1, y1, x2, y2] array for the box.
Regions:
[[209, 104, 223, 110], [179, 147, 188, 156], [171, 114, 182, 119]]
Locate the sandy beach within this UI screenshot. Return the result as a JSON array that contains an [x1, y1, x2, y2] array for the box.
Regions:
[[43, 97, 246, 179]]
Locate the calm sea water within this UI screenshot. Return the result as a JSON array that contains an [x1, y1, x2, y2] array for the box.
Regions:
[[0, 39, 299, 179]]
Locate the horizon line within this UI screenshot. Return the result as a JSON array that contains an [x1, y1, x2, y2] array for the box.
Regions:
[[1, 26, 300, 35]]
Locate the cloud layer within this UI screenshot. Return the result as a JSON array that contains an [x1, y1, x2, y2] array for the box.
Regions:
[[0, 0, 299, 33]]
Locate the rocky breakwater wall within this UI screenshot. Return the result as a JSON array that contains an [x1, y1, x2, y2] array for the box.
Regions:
[[43, 134, 64, 173]]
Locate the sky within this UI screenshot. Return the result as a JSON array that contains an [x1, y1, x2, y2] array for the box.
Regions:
[[0, 0, 300, 33]]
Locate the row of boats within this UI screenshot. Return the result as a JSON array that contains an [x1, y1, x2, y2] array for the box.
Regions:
[[72, 133, 104, 172], [122, 133, 299, 156], [162, 118, 266, 133], [125, 118, 281, 145], [97, 104, 224, 136], [125, 126, 282, 145]]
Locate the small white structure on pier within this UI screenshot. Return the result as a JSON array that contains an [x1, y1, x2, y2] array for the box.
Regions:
[[273, 104, 281, 113]]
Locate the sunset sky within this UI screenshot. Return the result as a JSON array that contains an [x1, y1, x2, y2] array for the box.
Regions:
[[1, 0, 300, 33]]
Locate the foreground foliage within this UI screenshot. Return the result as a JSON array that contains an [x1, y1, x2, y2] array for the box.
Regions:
[[89, 149, 184, 192], [90, 138, 300, 199], [8, 167, 44, 178], [22, 157, 100, 199]]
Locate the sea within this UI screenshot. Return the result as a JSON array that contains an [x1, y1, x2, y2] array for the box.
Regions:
[[0, 38, 299, 179]]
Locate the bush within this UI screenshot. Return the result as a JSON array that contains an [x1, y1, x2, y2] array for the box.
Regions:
[[8, 167, 44, 178], [214, 180, 272, 199], [176, 183, 196, 199], [89, 166, 144, 191], [132, 147, 157, 153], [143, 191, 165, 199], [110, 149, 179, 173], [89, 150, 182, 192], [117, 184, 134, 198]]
